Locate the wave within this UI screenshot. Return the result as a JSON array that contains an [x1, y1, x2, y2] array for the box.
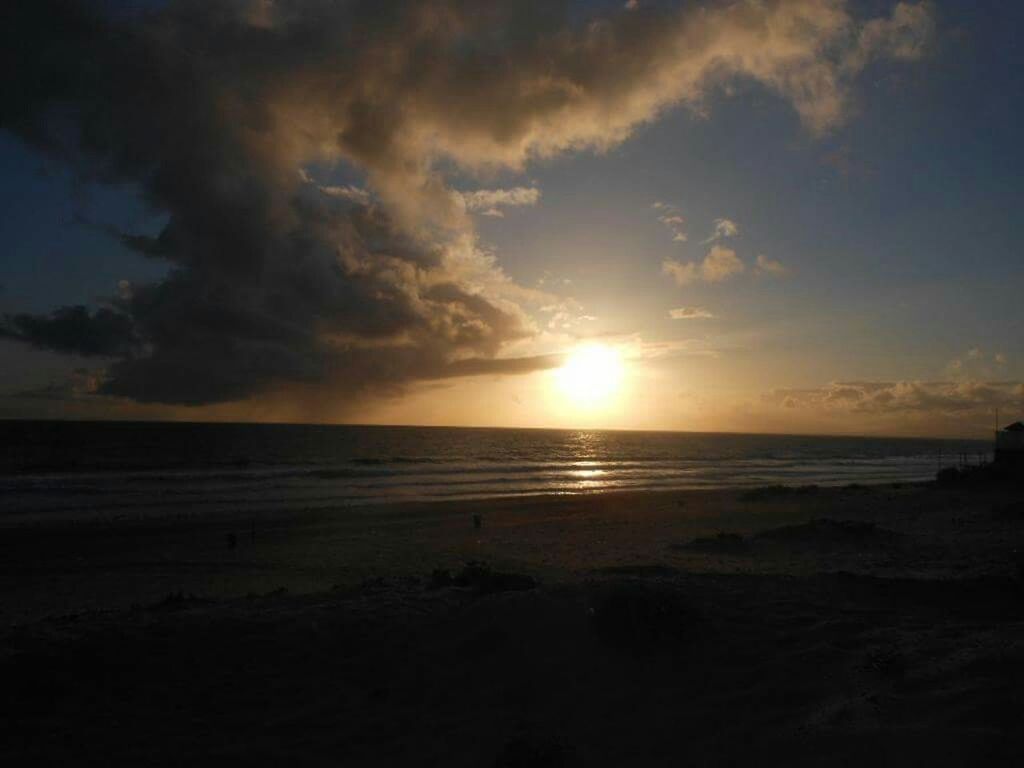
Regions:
[[0, 454, 943, 492], [0, 423, 989, 517]]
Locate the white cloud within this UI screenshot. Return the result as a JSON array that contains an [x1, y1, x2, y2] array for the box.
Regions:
[[299, 169, 373, 206], [663, 245, 745, 286], [658, 215, 688, 242], [701, 246, 745, 282], [846, 1, 935, 73], [755, 254, 787, 276], [669, 307, 714, 320], [321, 184, 372, 205], [455, 187, 541, 217], [633, 337, 720, 360], [766, 380, 1024, 416], [702, 218, 739, 244], [946, 348, 1009, 380], [662, 258, 699, 286], [651, 202, 688, 242], [539, 297, 596, 331]]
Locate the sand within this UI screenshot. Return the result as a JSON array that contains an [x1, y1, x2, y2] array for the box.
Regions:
[[3, 481, 1024, 765]]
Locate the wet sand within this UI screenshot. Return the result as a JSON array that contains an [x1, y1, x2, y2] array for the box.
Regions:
[[3, 482, 1024, 765]]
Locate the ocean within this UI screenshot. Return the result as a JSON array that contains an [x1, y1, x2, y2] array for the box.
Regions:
[[0, 420, 989, 519], [2, 421, 991, 524]]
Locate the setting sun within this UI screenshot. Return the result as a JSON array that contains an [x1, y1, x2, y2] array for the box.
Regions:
[[554, 344, 625, 408]]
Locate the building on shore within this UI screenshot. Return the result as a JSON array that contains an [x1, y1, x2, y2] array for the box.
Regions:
[[995, 421, 1024, 465]]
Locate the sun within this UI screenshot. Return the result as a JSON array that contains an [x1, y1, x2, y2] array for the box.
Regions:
[[554, 344, 625, 408]]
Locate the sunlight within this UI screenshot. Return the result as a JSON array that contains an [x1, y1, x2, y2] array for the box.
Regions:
[[554, 344, 625, 409]]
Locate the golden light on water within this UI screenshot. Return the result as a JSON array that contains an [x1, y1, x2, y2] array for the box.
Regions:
[[554, 344, 625, 409]]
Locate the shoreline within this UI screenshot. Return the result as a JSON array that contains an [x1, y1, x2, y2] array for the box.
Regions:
[[0, 477, 933, 529], [0, 467, 946, 521]]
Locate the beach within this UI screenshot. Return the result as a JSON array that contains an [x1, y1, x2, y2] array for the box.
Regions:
[[4, 0, 1021, 763], [4, 480, 1024, 765]]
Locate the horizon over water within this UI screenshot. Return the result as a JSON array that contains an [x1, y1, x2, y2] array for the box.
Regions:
[[0, 420, 990, 521]]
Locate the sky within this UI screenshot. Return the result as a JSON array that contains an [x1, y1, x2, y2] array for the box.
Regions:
[[1, 0, 1022, 437]]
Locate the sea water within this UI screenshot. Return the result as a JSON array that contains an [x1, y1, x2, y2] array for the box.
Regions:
[[0, 420, 989, 519]]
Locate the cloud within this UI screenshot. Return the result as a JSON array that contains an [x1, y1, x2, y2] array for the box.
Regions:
[[455, 187, 541, 218], [662, 258, 699, 286], [298, 169, 373, 205], [0, 306, 139, 358], [663, 245, 744, 286], [766, 380, 1024, 417], [701, 246, 745, 282], [755, 254, 787, 275], [1, 0, 933, 408], [945, 348, 1010, 381], [540, 297, 596, 331], [320, 185, 372, 206], [432, 353, 564, 379], [846, 1, 935, 73], [821, 144, 876, 179], [659, 215, 688, 242], [631, 336, 720, 360], [669, 307, 714, 320], [9, 368, 105, 401], [652, 202, 688, 241], [702, 218, 739, 244]]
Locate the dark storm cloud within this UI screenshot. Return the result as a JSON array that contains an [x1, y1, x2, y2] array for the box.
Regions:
[[439, 353, 566, 380], [10, 368, 104, 401], [0, 306, 139, 358], [0, 0, 932, 407]]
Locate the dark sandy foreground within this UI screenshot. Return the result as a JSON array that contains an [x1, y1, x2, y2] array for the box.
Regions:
[[3, 482, 1024, 765]]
